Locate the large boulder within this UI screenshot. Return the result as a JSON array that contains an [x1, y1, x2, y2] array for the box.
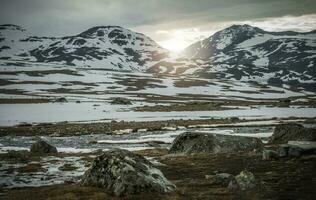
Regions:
[[80, 149, 175, 197], [269, 124, 316, 144], [169, 132, 263, 154], [30, 140, 58, 154], [278, 141, 316, 157]]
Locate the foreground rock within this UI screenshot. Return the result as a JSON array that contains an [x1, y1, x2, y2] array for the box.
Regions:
[[279, 141, 316, 157], [30, 140, 58, 154], [269, 124, 316, 144], [228, 170, 256, 190], [263, 141, 316, 160], [169, 132, 263, 154], [81, 149, 175, 197], [214, 173, 235, 187], [262, 149, 279, 160]]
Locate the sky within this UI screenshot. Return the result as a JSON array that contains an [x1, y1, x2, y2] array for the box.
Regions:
[[1, 0, 316, 52]]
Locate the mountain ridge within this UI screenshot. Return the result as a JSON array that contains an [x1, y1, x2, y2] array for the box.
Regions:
[[0, 24, 169, 71], [154, 24, 316, 92], [1, 23, 315, 92]]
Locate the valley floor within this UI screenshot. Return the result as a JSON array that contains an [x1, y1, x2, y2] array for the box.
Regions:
[[0, 61, 316, 199]]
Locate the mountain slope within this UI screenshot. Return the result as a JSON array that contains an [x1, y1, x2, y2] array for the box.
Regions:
[[0, 24, 168, 71], [176, 24, 316, 91]]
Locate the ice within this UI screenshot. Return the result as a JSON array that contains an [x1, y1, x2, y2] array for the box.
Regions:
[[0, 103, 316, 126]]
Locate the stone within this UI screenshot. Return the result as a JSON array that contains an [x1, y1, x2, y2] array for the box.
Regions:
[[55, 97, 67, 103], [80, 149, 175, 197], [262, 149, 279, 160], [228, 170, 256, 191], [278, 145, 290, 157], [228, 178, 239, 190], [110, 97, 132, 105], [30, 140, 58, 154], [205, 175, 214, 180], [214, 173, 235, 187], [169, 132, 263, 154], [278, 141, 316, 158], [269, 124, 316, 144]]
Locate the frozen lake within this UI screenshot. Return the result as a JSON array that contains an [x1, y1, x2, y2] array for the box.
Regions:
[[0, 102, 315, 126]]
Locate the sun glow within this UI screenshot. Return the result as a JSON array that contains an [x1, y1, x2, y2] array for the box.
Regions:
[[159, 38, 190, 52], [157, 28, 209, 52]]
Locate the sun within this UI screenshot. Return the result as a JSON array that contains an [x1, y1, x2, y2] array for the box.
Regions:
[[156, 28, 208, 53], [159, 38, 189, 52]]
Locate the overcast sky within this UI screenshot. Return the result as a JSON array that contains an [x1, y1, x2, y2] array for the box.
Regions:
[[1, 0, 315, 51]]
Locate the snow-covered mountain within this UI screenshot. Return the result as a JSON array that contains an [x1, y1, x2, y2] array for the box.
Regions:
[[1, 24, 315, 92], [0, 24, 168, 71], [153, 24, 316, 92]]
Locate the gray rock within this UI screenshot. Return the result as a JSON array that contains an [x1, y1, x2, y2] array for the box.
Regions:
[[55, 97, 67, 103], [30, 140, 58, 154], [81, 149, 175, 197], [262, 149, 279, 160], [169, 132, 263, 154], [278, 145, 290, 157], [228, 170, 256, 190], [278, 141, 316, 157], [269, 124, 316, 144], [227, 178, 239, 190], [214, 173, 235, 186], [110, 97, 132, 105]]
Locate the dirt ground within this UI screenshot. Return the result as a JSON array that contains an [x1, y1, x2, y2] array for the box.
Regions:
[[1, 150, 315, 200], [1, 117, 316, 137]]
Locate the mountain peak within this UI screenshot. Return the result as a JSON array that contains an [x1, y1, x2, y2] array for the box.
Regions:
[[78, 25, 128, 38], [227, 24, 257, 30], [216, 24, 264, 37], [0, 24, 168, 71]]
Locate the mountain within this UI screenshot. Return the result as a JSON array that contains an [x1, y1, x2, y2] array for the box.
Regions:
[[1, 24, 315, 92], [156, 24, 316, 92], [0, 24, 168, 71]]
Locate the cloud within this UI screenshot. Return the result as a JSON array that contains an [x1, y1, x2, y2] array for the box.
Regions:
[[154, 14, 316, 51], [0, 0, 315, 51]]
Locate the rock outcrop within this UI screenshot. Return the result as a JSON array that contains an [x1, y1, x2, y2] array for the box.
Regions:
[[263, 141, 316, 160], [169, 132, 263, 154], [228, 170, 256, 190], [269, 124, 316, 144], [81, 149, 175, 197], [278, 141, 316, 157], [30, 140, 58, 154], [110, 97, 132, 105]]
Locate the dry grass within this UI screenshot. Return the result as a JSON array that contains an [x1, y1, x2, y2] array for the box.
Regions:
[[2, 152, 315, 200]]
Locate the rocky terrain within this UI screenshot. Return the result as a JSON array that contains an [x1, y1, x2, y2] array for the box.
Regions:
[[0, 23, 315, 200], [0, 123, 315, 200]]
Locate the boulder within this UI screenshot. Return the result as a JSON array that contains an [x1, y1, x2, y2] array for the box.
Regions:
[[269, 124, 316, 144], [55, 97, 67, 103], [30, 140, 58, 154], [80, 149, 175, 197], [110, 97, 132, 105], [262, 149, 279, 160], [169, 132, 263, 154], [214, 173, 235, 187], [228, 170, 256, 190], [278, 141, 316, 157]]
